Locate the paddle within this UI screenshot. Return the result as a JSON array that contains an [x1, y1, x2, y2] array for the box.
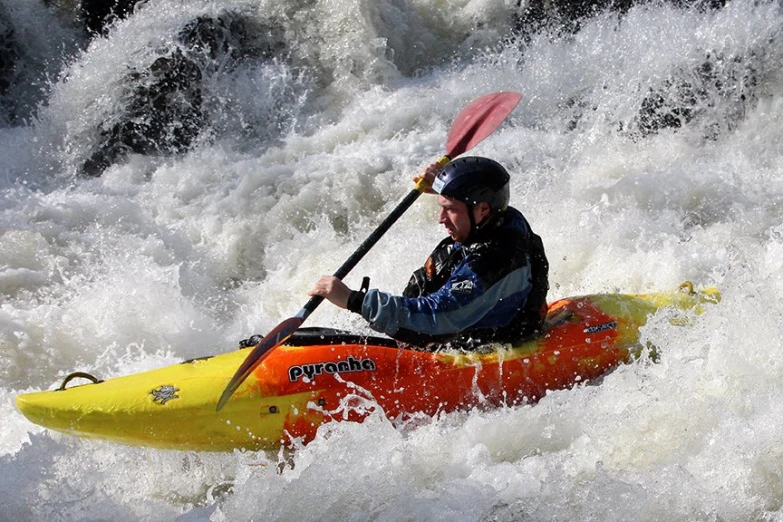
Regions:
[[216, 91, 523, 411]]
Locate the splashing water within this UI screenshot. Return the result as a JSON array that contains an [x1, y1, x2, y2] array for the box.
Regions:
[[2, 0, 783, 520]]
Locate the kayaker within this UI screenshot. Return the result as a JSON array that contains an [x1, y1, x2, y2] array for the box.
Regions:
[[308, 157, 549, 349]]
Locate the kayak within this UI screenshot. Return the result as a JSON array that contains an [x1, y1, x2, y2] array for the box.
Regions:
[[15, 282, 719, 452]]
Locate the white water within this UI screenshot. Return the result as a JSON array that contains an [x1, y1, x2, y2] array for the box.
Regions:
[[2, 0, 783, 520]]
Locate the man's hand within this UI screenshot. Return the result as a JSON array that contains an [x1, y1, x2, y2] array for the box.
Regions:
[[308, 276, 352, 309], [412, 162, 445, 194]]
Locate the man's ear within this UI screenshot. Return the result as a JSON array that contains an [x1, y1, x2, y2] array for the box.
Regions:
[[474, 202, 492, 224]]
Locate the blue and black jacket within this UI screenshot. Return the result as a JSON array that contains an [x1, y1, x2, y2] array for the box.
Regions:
[[347, 207, 549, 349]]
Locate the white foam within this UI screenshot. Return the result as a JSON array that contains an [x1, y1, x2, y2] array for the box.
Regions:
[[2, 0, 783, 519]]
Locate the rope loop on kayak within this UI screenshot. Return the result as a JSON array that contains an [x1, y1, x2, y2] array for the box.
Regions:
[[678, 281, 695, 295], [57, 372, 104, 391]]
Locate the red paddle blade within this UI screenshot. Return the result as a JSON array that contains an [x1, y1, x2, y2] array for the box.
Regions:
[[215, 316, 303, 411], [445, 92, 522, 158]]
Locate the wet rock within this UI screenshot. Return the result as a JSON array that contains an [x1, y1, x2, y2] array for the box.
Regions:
[[559, 52, 757, 139], [2, 1, 85, 127], [82, 49, 206, 176], [516, 0, 633, 37], [517, 0, 755, 139], [632, 52, 757, 138], [82, 11, 285, 176], [0, 4, 21, 125], [515, 0, 727, 39], [80, 0, 139, 35]]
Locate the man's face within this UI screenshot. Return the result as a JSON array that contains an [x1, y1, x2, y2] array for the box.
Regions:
[[437, 195, 472, 242]]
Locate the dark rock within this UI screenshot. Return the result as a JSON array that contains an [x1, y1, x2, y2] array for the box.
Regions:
[[514, 0, 754, 139], [81, 11, 284, 176], [514, 0, 728, 40], [632, 52, 757, 138], [0, 4, 22, 124], [2, 1, 86, 127], [516, 0, 633, 38], [80, 0, 140, 36], [83, 49, 206, 176]]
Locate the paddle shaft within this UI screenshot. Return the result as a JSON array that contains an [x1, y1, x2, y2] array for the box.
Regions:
[[298, 165, 443, 320], [299, 189, 416, 315]]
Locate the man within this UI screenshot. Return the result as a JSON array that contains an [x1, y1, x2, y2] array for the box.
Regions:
[[308, 156, 549, 349]]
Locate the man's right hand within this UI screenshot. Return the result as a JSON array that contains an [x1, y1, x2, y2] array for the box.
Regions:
[[412, 162, 445, 194]]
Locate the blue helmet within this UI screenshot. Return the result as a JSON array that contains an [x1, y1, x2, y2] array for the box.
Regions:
[[432, 156, 510, 213]]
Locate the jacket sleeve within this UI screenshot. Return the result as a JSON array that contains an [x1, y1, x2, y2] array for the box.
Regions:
[[359, 259, 506, 338]]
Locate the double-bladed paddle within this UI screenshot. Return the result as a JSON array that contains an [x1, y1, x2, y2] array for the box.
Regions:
[[216, 91, 522, 411]]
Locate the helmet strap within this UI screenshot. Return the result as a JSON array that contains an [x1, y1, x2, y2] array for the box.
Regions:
[[467, 204, 477, 240], [465, 203, 503, 243]]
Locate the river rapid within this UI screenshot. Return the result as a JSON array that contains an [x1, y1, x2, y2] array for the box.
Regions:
[[2, 0, 783, 520]]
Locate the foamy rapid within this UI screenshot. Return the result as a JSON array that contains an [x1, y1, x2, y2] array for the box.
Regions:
[[2, 0, 783, 520]]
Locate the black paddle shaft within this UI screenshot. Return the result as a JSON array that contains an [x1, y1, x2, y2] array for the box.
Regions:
[[301, 188, 423, 318]]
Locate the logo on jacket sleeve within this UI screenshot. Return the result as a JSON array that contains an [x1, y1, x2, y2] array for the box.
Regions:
[[451, 279, 475, 294]]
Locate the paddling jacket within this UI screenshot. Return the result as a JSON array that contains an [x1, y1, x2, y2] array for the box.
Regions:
[[347, 207, 549, 349]]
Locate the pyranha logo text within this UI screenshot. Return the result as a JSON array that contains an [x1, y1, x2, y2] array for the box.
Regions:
[[288, 356, 377, 382]]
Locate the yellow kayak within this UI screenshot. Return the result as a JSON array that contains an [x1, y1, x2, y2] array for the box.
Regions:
[[15, 282, 719, 452]]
